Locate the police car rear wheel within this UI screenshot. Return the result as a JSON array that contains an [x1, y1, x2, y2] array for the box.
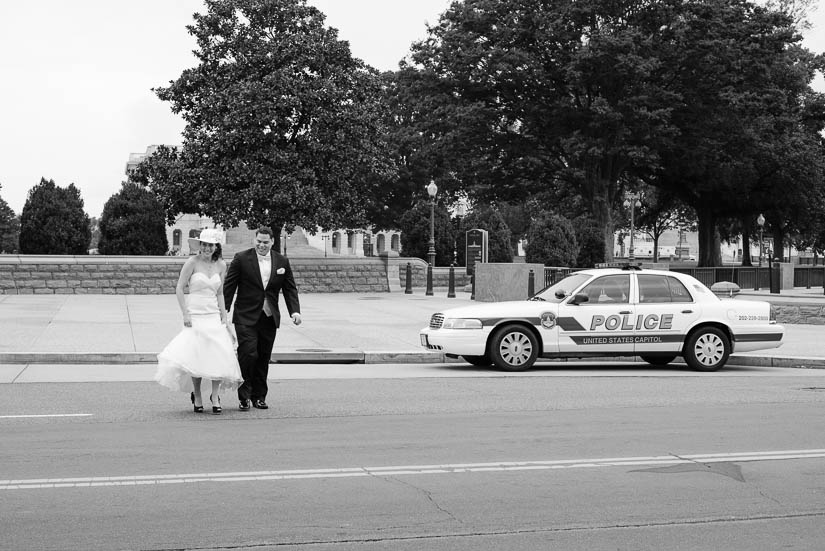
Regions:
[[640, 355, 676, 366], [490, 324, 538, 372], [462, 355, 491, 367], [684, 327, 729, 372]]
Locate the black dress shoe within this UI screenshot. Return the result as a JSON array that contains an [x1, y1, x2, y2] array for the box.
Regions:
[[239, 399, 251, 411], [252, 399, 268, 410]]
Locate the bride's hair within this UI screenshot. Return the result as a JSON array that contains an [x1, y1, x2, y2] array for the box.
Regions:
[[211, 243, 222, 262]]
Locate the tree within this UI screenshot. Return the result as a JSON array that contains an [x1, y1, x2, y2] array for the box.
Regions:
[[648, 0, 824, 265], [98, 182, 169, 255], [136, 0, 395, 231], [573, 217, 606, 269], [525, 213, 578, 268], [631, 188, 695, 264], [0, 184, 20, 253], [19, 178, 90, 254], [397, 200, 456, 264], [397, 0, 678, 260]]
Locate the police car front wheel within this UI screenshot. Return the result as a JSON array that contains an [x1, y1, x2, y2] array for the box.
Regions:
[[684, 327, 730, 372], [490, 324, 539, 372]]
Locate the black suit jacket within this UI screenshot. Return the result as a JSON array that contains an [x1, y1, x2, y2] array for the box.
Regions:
[[223, 248, 300, 328]]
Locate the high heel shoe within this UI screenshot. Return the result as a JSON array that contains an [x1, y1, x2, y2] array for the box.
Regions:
[[210, 394, 221, 415], [191, 392, 203, 413]]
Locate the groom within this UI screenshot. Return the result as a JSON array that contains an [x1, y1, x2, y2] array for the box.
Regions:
[[224, 226, 301, 411]]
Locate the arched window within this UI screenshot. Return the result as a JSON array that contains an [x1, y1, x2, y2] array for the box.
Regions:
[[391, 234, 400, 251], [331, 233, 338, 249], [377, 234, 386, 253], [173, 229, 181, 247], [347, 231, 354, 249]]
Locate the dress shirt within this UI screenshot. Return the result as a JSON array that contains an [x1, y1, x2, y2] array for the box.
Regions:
[[257, 253, 273, 316]]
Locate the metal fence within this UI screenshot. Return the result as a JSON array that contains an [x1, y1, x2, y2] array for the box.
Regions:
[[543, 265, 825, 291]]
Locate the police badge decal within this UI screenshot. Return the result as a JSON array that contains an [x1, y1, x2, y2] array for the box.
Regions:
[[541, 312, 556, 329]]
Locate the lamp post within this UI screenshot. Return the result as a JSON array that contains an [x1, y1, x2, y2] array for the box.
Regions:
[[425, 180, 438, 296], [321, 234, 329, 258], [426, 180, 438, 267], [757, 213, 765, 267], [623, 192, 642, 262]]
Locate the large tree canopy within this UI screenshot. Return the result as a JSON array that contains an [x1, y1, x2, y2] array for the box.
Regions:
[[385, 0, 824, 265], [392, 0, 679, 259], [19, 178, 90, 255], [98, 183, 169, 255], [137, 0, 395, 231], [649, 0, 825, 265]]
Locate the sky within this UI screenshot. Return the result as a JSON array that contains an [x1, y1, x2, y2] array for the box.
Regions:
[[0, 0, 823, 218]]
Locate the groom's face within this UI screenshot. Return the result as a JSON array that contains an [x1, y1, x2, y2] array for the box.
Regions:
[[255, 232, 273, 256]]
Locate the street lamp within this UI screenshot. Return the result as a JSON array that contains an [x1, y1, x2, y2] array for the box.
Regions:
[[426, 180, 438, 267], [425, 180, 438, 296], [321, 234, 329, 258], [623, 192, 642, 262], [757, 213, 765, 267]]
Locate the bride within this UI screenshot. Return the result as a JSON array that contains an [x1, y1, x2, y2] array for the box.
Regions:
[[155, 228, 242, 414]]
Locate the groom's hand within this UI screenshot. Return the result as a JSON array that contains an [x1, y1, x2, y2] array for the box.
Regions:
[[291, 313, 302, 326]]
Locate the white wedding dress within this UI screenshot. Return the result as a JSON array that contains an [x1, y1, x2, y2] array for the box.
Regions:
[[155, 272, 243, 393]]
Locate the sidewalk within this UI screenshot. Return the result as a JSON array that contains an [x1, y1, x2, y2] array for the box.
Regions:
[[0, 288, 823, 369]]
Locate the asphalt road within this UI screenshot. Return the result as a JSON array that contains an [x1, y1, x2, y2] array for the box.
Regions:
[[2, 363, 825, 551]]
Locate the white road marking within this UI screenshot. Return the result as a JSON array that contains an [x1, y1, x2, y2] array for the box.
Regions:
[[3, 448, 824, 490], [0, 414, 92, 419]]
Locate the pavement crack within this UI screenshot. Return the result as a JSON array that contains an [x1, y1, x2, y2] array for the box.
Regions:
[[371, 473, 461, 524], [132, 511, 825, 549]]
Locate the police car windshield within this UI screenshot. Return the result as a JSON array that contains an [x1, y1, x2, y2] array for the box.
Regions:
[[530, 273, 591, 303]]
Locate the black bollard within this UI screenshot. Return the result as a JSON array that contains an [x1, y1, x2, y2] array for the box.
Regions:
[[425, 263, 434, 296], [528, 269, 535, 298], [404, 262, 413, 294], [470, 272, 476, 300], [754, 267, 760, 291], [447, 264, 456, 298], [770, 258, 781, 294]]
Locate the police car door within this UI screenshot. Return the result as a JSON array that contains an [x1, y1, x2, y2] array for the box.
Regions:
[[634, 274, 700, 354], [558, 274, 635, 356]]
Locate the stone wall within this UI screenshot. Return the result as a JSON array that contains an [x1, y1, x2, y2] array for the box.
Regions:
[[771, 303, 825, 325], [289, 257, 389, 293], [0, 255, 392, 294]]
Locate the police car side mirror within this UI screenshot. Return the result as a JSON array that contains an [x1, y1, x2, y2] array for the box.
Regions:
[[570, 293, 589, 305]]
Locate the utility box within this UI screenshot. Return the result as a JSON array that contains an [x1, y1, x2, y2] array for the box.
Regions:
[[466, 228, 489, 275]]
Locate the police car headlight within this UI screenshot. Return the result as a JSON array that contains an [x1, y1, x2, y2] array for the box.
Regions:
[[442, 318, 483, 329]]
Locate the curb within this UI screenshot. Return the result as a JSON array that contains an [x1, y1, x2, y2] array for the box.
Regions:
[[1, 352, 823, 369]]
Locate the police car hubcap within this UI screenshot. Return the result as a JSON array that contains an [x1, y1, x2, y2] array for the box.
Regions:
[[695, 334, 723, 365], [500, 333, 532, 365]]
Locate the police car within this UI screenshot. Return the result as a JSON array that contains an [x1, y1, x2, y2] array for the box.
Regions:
[[420, 266, 783, 372]]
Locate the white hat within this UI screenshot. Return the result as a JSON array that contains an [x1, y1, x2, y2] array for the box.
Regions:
[[188, 228, 224, 249]]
